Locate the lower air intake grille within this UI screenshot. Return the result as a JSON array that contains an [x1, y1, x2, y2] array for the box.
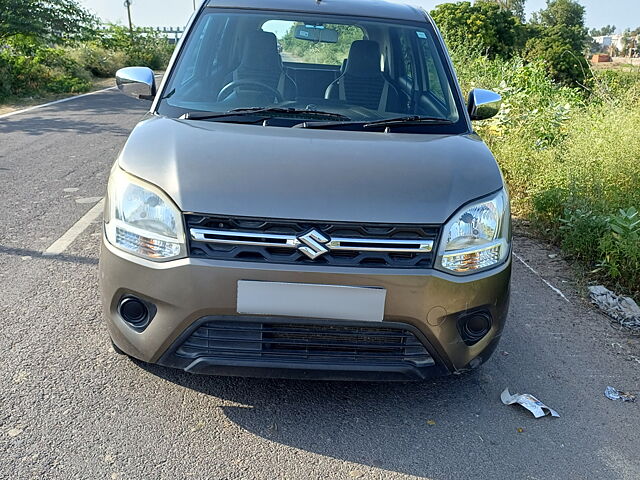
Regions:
[[176, 320, 434, 367]]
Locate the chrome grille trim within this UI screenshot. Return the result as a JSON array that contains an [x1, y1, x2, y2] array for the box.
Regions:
[[190, 229, 299, 248], [190, 228, 433, 254], [327, 238, 433, 253]]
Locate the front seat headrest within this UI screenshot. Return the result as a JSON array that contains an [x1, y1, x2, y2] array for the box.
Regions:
[[343, 40, 382, 77], [240, 30, 281, 70]]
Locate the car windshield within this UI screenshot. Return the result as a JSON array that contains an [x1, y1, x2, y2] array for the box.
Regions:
[[158, 9, 463, 130]]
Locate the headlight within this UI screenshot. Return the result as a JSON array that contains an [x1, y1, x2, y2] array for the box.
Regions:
[[436, 190, 510, 274], [105, 167, 185, 261]]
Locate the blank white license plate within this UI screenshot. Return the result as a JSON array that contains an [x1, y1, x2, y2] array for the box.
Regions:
[[237, 281, 386, 322]]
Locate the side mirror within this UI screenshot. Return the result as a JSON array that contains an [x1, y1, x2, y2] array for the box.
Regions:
[[467, 88, 502, 121], [116, 67, 156, 101]]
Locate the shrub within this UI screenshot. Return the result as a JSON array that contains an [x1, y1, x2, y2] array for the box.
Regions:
[[598, 208, 640, 294], [430, 1, 525, 58], [0, 51, 49, 98], [524, 24, 590, 86], [0, 45, 91, 100], [451, 46, 640, 299], [558, 207, 609, 261], [65, 43, 127, 77], [35, 46, 91, 82], [96, 25, 174, 70], [591, 68, 640, 102], [0, 24, 174, 101]]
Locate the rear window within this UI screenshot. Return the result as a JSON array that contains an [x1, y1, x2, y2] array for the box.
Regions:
[[263, 21, 365, 66]]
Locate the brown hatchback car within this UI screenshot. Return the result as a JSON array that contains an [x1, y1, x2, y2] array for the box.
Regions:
[[101, 0, 511, 381]]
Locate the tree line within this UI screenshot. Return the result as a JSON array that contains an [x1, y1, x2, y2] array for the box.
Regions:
[[0, 0, 96, 42], [431, 0, 592, 85]]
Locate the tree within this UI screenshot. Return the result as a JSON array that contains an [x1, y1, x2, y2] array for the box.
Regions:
[[494, 0, 527, 22], [530, 0, 585, 27], [430, 1, 525, 58], [525, 0, 589, 85], [589, 25, 616, 37], [0, 0, 97, 42]]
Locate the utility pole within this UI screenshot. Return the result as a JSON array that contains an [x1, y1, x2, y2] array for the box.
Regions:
[[193, 0, 196, 10], [124, 0, 133, 38]]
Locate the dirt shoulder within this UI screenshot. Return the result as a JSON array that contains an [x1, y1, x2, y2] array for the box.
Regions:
[[513, 225, 640, 363]]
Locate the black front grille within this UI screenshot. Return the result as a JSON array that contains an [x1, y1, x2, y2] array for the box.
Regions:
[[186, 214, 439, 268], [175, 320, 435, 367]]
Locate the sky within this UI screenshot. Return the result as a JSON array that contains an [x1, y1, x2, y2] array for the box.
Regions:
[[78, 0, 640, 32]]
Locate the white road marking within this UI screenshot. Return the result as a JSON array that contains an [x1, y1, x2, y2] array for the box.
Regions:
[[43, 199, 105, 256], [514, 252, 571, 303], [0, 86, 117, 120], [75, 196, 103, 205]]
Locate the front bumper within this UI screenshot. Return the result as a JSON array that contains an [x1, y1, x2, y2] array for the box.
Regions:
[[100, 239, 511, 380]]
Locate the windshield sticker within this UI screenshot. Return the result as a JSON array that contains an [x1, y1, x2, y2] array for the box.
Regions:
[[416, 31, 427, 39]]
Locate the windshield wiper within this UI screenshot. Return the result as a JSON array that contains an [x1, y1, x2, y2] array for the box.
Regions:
[[363, 115, 453, 128], [180, 107, 351, 122], [297, 115, 453, 130]]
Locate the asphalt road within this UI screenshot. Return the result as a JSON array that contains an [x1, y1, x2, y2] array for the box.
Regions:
[[1, 89, 639, 480]]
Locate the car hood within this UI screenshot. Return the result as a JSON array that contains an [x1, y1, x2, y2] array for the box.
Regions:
[[118, 116, 503, 224]]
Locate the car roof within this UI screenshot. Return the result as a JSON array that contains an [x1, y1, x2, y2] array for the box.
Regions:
[[204, 0, 427, 22]]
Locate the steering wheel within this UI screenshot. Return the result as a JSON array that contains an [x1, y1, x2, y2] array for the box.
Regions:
[[217, 80, 284, 103]]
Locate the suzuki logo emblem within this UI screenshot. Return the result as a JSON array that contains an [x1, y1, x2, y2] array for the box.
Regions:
[[297, 230, 330, 260]]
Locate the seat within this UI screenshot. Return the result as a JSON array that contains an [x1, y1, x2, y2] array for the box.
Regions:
[[221, 31, 296, 101], [325, 40, 399, 111]]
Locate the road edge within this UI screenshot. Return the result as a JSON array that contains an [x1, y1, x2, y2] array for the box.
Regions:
[[0, 86, 118, 120]]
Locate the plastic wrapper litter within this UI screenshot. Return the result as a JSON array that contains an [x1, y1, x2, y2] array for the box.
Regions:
[[501, 388, 560, 418], [604, 386, 636, 402]]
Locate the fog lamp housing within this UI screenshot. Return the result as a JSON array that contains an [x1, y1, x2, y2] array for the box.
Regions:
[[458, 311, 492, 346]]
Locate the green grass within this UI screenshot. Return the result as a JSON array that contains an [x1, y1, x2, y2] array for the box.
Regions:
[[451, 48, 640, 299]]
